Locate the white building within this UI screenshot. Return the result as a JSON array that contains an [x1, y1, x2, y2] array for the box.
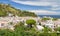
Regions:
[[41, 20, 55, 29], [36, 25, 44, 30], [0, 21, 8, 28], [54, 19, 60, 27], [0, 16, 41, 30]]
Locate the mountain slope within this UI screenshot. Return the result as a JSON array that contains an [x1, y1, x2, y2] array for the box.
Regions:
[[0, 4, 37, 17]]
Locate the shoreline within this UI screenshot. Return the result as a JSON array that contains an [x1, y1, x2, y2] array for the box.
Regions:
[[38, 15, 60, 18]]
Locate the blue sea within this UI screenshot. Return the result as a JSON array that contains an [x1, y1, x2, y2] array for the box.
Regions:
[[38, 15, 60, 18]]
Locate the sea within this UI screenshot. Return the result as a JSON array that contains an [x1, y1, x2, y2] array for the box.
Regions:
[[38, 15, 60, 18]]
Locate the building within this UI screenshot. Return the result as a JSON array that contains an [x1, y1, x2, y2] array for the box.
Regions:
[[0, 16, 41, 30], [41, 20, 55, 29]]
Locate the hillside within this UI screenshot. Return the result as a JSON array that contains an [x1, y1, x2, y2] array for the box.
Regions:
[[0, 3, 37, 17]]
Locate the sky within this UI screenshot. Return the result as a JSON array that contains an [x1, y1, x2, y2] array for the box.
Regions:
[[0, 0, 60, 15]]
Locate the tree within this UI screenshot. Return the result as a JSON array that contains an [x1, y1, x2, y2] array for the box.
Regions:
[[26, 19, 36, 28], [43, 26, 52, 33], [54, 27, 60, 32], [9, 22, 13, 25], [52, 18, 58, 21], [0, 29, 14, 36], [41, 18, 50, 21]]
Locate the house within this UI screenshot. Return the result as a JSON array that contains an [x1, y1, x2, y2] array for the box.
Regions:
[[36, 25, 44, 30], [0, 21, 8, 29], [0, 16, 41, 30], [54, 19, 60, 27], [41, 20, 55, 29]]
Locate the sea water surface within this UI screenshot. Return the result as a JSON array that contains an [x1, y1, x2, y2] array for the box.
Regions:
[[38, 15, 60, 18]]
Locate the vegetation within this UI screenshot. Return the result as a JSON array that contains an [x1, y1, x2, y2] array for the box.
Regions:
[[0, 3, 37, 17], [0, 22, 59, 36], [52, 18, 58, 21], [26, 19, 36, 28], [54, 27, 60, 32], [43, 26, 52, 33], [41, 18, 51, 21]]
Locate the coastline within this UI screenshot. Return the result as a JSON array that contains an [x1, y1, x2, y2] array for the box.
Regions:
[[38, 15, 60, 18]]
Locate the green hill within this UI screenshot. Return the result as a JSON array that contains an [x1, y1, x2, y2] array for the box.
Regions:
[[0, 3, 37, 17]]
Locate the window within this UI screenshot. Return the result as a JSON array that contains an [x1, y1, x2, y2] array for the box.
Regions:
[[1, 23, 4, 26]]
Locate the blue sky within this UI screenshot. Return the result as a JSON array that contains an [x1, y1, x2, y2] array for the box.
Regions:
[[0, 0, 60, 15]]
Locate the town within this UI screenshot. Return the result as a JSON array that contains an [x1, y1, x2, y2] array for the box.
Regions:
[[0, 13, 60, 33]]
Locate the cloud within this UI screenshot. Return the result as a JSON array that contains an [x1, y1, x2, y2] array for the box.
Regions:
[[11, 0, 60, 15], [28, 10, 60, 15], [12, 0, 50, 6], [11, 0, 60, 6], [11, 0, 60, 10], [51, 5, 60, 10]]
